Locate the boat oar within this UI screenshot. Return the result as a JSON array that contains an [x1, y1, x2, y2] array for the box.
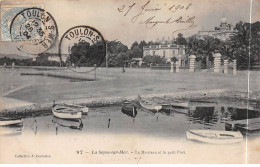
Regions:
[[21, 119, 24, 130], [108, 118, 111, 128], [55, 123, 58, 135], [34, 118, 37, 135], [133, 106, 135, 124], [154, 105, 162, 122], [53, 100, 56, 107]]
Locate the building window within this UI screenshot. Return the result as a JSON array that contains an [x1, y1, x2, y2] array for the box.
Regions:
[[179, 50, 183, 54], [163, 50, 165, 57], [172, 50, 175, 55], [153, 51, 155, 56]]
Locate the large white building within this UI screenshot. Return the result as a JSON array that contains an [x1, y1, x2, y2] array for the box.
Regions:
[[194, 17, 236, 41], [143, 44, 187, 66]]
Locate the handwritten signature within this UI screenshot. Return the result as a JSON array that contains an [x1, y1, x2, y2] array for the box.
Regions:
[[118, 0, 196, 34]]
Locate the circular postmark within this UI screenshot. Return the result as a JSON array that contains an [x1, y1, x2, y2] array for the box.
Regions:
[[10, 8, 58, 55], [59, 25, 106, 73]]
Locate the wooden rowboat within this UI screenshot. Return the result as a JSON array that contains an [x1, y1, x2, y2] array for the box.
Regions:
[[152, 97, 172, 111], [52, 105, 82, 120], [186, 130, 243, 144], [63, 103, 89, 115], [139, 97, 162, 114], [121, 101, 137, 118], [170, 100, 189, 108], [0, 117, 23, 126], [153, 96, 189, 109], [172, 107, 190, 114]]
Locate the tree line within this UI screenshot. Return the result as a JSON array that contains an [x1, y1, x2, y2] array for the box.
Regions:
[[0, 56, 62, 66], [1, 21, 259, 69], [105, 21, 259, 69]]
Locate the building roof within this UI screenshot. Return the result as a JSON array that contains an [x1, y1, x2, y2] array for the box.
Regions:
[[143, 44, 185, 50]]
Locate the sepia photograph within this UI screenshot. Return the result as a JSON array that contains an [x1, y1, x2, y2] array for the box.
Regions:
[[0, 0, 259, 164]]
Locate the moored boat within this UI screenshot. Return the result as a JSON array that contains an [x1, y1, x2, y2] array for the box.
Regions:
[[52, 105, 82, 120], [138, 97, 162, 114], [0, 117, 23, 126], [170, 100, 189, 108], [63, 103, 89, 115], [121, 101, 137, 118], [163, 97, 189, 108], [152, 97, 172, 111], [172, 107, 190, 114], [186, 129, 243, 144]]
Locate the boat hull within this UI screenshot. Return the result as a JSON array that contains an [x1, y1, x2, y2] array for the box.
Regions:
[[52, 105, 82, 120], [171, 101, 189, 108], [172, 107, 189, 114], [186, 130, 243, 144], [0, 119, 23, 126], [121, 107, 137, 118], [53, 110, 82, 120], [139, 101, 157, 114], [121, 101, 138, 117], [63, 103, 89, 115]]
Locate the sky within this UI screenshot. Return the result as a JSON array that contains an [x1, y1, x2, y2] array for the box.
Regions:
[[0, 0, 259, 57]]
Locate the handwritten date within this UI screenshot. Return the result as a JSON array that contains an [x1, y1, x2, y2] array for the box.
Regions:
[[118, 0, 196, 34]]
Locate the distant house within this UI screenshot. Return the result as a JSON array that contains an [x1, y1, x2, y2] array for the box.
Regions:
[[143, 44, 187, 67], [48, 54, 61, 62], [36, 53, 69, 62], [193, 17, 236, 41]]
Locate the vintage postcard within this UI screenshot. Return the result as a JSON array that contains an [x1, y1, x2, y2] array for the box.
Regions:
[[0, 0, 259, 164]]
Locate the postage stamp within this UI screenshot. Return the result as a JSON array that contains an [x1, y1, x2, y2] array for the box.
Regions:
[[0, 4, 44, 41], [59, 25, 106, 72], [10, 7, 58, 55]]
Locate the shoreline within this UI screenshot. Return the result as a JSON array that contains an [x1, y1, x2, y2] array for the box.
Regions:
[[1, 89, 259, 118]]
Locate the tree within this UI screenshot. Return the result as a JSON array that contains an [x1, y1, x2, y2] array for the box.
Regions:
[[125, 50, 134, 60], [69, 41, 105, 67], [186, 37, 203, 57], [219, 41, 234, 60], [132, 46, 143, 58], [138, 40, 147, 50], [131, 41, 139, 50], [106, 40, 128, 54], [171, 57, 178, 63], [107, 52, 127, 67], [143, 55, 166, 65], [106, 40, 130, 67], [174, 33, 187, 45], [229, 21, 260, 68], [147, 41, 159, 45], [186, 36, 220, 68]]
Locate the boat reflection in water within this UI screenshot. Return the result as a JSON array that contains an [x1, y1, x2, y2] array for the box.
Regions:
[[0, 118, 23, 136], [187, 106, 218, 125], [0, 117, 23, 136], [0, 126, 22, 136], [52, 117, 83, 131], [121, 101, 137, 118]]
